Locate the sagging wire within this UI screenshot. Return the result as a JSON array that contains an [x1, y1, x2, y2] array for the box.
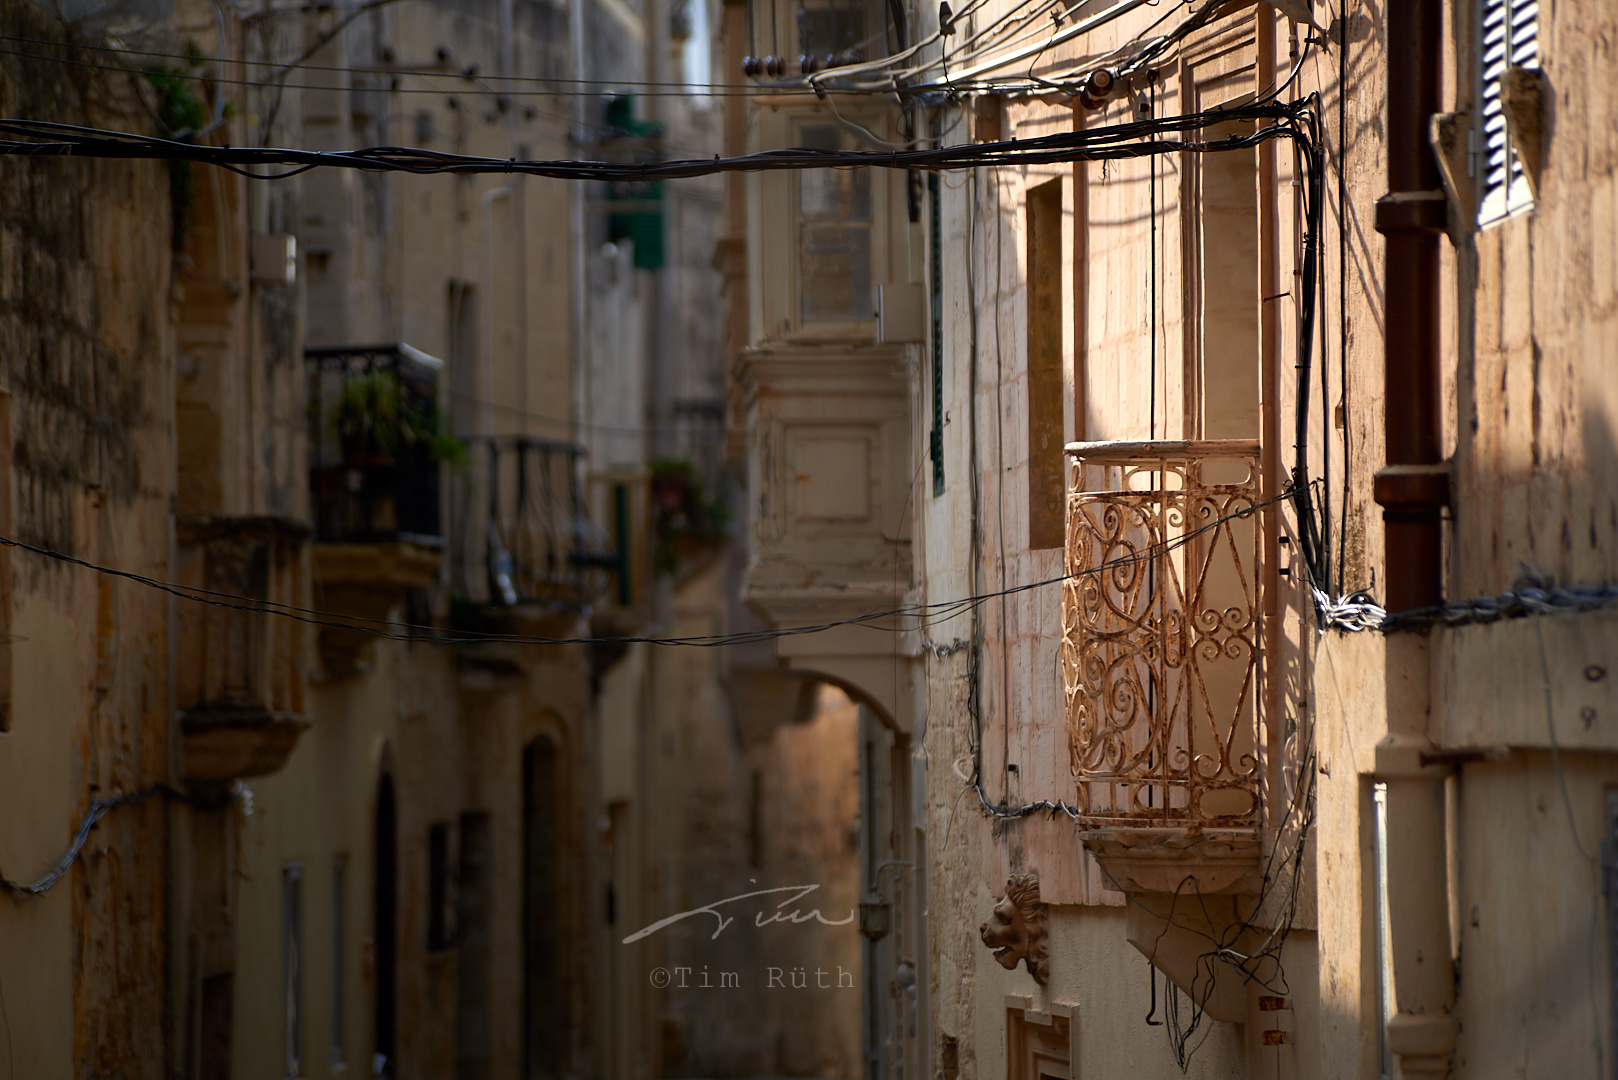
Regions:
[[0, 783, 251, 899], [0, 484, 1307, 657], [0, 41, 812, 101], [1095, 726, 1318, 1070], [797, 0, 1166, 98]]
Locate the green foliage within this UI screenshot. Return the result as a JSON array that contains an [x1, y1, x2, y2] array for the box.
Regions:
[[648, 457, 730, 576], [331, 369, 468, 472], [146, 67, 206, 137], [145, 63, 207, 250]]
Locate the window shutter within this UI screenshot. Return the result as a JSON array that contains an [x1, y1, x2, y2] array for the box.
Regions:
[[1478, 0, 1538, 225]]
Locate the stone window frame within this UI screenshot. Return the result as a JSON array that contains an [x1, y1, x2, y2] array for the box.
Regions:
[[1004, 995, 1077, 1080]]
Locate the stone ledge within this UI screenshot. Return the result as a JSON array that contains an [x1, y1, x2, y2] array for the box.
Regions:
[[1083, 827, 1263, 895]]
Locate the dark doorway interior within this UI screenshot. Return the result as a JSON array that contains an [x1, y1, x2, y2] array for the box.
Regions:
[[374, 772, 398, 1075], [458, 810, 494, 1080], [198, 972, 233, 1080], [523, 737, 564, 1079]]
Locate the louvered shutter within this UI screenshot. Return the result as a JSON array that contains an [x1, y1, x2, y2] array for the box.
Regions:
[[1478, 0, 1538, 225]]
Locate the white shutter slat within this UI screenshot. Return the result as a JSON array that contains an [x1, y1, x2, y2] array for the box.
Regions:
[[1478, 0, 1539, 225]]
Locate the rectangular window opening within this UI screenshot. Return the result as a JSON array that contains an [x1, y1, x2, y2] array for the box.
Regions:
[[1194, 119, 1259, 441], [429, 821, 459, 952]]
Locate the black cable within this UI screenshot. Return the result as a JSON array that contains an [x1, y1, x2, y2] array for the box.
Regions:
[[0, 486, 1303, 653], [0, 44, 791, 100], [0, 784, 204, 897], [0, 102, 1317, 181]]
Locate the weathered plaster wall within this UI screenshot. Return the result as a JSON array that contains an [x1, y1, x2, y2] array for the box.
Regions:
[[1454, 0, 1618, 597], [0, 6, 177, 1075]]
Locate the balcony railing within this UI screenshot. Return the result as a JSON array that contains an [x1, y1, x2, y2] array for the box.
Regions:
[[1062, 440, 1263, 829], [306, 344, 444, 543], [449, 437, 616, 610]]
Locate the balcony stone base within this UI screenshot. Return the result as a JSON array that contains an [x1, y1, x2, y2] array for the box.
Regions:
[[313, 540, 442, 675], [1123, 890, 1252, 1023], [1083, 827, 1263, 895], [1085, 828, 1267, 1024], [182, 707, 310, 782]]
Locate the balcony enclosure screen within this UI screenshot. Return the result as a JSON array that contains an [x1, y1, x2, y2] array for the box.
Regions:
[[1062, 440, 1262, 827]]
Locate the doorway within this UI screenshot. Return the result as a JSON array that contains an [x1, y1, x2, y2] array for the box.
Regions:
[[374, 772, 398, 1076], [524, 737, 565, 1079]]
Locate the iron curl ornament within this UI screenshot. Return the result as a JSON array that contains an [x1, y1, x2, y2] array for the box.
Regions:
[[1061, 440, 1263, 827]]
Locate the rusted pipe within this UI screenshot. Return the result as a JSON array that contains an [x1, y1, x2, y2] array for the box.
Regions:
[[1373, 0, 1447, 610], [1373, 11, 1457, 1080]]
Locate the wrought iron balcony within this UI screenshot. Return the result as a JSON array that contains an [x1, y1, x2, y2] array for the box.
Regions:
[[1062, 440, 1263, 833], [448, 437, 616, 612], [306, 344, 444, 543]]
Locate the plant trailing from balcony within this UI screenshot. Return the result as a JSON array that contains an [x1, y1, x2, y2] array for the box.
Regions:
[[332, 369, 468, 472], [649, 457, 730, 577], [145, 60, 206, 251]]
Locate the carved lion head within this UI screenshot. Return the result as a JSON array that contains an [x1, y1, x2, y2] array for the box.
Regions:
[[978, 871, 1049, 985]]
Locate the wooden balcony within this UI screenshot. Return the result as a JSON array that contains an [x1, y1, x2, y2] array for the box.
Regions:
[[1062, 439, 1264, 895], [176, 516, 310, 782]]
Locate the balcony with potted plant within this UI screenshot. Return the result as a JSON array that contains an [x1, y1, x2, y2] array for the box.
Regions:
[[305, 344, 462, 674]]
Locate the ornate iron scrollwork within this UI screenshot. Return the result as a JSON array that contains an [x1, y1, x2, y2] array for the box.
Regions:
[[1062, 440, 1263, 828]]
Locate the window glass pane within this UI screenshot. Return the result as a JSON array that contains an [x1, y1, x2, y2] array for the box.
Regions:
[[801, 225, 872, 322], [799, 6, 868, 58], [799, 124, 873, 322]]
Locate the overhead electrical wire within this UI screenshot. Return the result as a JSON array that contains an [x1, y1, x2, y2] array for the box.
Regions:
[[0, 43, 803, 99], [0, 100, 1317, 177], [0, 31, 812, 92], [0, 79, 1344, 630], [0, 486, 1303, 653]]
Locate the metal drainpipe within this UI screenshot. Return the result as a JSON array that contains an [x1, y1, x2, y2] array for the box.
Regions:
[[1371, 2, 1458, 1077], [1373, 0, 1449, 609]]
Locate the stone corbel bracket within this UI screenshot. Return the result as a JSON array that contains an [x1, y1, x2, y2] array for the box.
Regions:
[[979, 871, 1049, 986], [1429, 110, 1473, 242], [1501, 65, 1547, 197]]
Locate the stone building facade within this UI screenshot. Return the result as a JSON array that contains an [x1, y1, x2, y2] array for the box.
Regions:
[[719, 0, 1618, 1077], [0, 1, 311, 1076]]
